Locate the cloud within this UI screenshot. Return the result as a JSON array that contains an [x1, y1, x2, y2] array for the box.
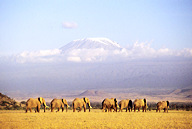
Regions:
[[16, 49, 61, 63], [67, 48, 108, 62], [19, 49, 61, 57], [62, 22, 78, 29], [177, 48, 192, 57], [126, 41, 156, 58], [67, 57, 81, 62], [2, 41, 192, 64], [125, 42, 192, 59]]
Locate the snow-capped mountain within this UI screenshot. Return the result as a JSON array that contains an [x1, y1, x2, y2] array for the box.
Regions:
[[59, 38, 125, 62], [60, 38, 122, 52]]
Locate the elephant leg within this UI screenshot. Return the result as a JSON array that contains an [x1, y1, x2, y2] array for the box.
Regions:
[[51, 107, 54, 112], [142, 107, 144, 112], [73, 108, 76, 112], [165, 108, 168, 113], [37, 106, 40, 113], [84, 107, 86, 112], [79, 107, 82, 112], [57, 107, 60, 112], [62, 107, 64, 112], [26, 107, 29, 113], [102, 107, 105, 112], [134, 105, 136, 112], [30, 108, 32, 112], [138, 108, 140, 112], [35, 107, 38, 113]]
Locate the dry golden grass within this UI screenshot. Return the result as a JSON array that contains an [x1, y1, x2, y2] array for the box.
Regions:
[[0, 109, 192, 129]]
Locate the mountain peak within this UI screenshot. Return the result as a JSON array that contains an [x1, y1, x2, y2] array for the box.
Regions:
[[79, 90, 110, 96], [60, 37, 121, 52], [80, 38, 120, 47]]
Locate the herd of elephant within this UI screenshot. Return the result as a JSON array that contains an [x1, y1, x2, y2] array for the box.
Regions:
[[25, 97, 169, 113]]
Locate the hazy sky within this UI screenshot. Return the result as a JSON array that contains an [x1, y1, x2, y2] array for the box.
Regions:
[[1, 0, 192, 55]]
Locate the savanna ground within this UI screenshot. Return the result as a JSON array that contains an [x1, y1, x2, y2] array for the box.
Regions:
[[0, 109, 192, 129]]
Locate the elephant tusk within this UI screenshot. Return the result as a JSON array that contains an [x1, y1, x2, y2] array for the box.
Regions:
[[90, 106, 92, 109]]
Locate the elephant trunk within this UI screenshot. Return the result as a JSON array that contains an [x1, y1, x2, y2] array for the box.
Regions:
[[88, 102, 92, 112], [66, 104, 70, 112], [43, 102, 49, 112]]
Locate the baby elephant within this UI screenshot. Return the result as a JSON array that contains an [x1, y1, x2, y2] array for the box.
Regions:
[[51, 98, 69, 112], [156, 101, 169, 113]]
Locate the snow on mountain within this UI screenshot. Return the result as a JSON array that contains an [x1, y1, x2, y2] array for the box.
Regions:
[[59, 38, 125, 62], [60, 38, 121, 52]]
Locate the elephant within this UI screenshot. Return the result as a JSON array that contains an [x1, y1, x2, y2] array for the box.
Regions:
[[26, 97, 48, 113], [50, 98, 69, 112], [119, 99, 132, 112], [133, 98, 147, 112], [72, 97, 92, 112], [102, 98, 118, 112], [156, 101, 169, 113]]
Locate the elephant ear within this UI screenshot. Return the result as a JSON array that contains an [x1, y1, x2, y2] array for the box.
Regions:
[[143, 98, 147, 106], [83, 98, 87, 103], [167, 101, 169, 107], [114, 98, 117, 106], [62, 99, 66, 104], [38, 97, 43, 104], [129, 100, 132, 108]]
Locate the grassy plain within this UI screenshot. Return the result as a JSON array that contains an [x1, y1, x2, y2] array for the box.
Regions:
[[0, 109, 192, 129]]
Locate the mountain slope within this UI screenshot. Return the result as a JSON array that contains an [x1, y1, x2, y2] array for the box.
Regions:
[[0, 93, 21, 109], [79, 90, 110, 96]]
